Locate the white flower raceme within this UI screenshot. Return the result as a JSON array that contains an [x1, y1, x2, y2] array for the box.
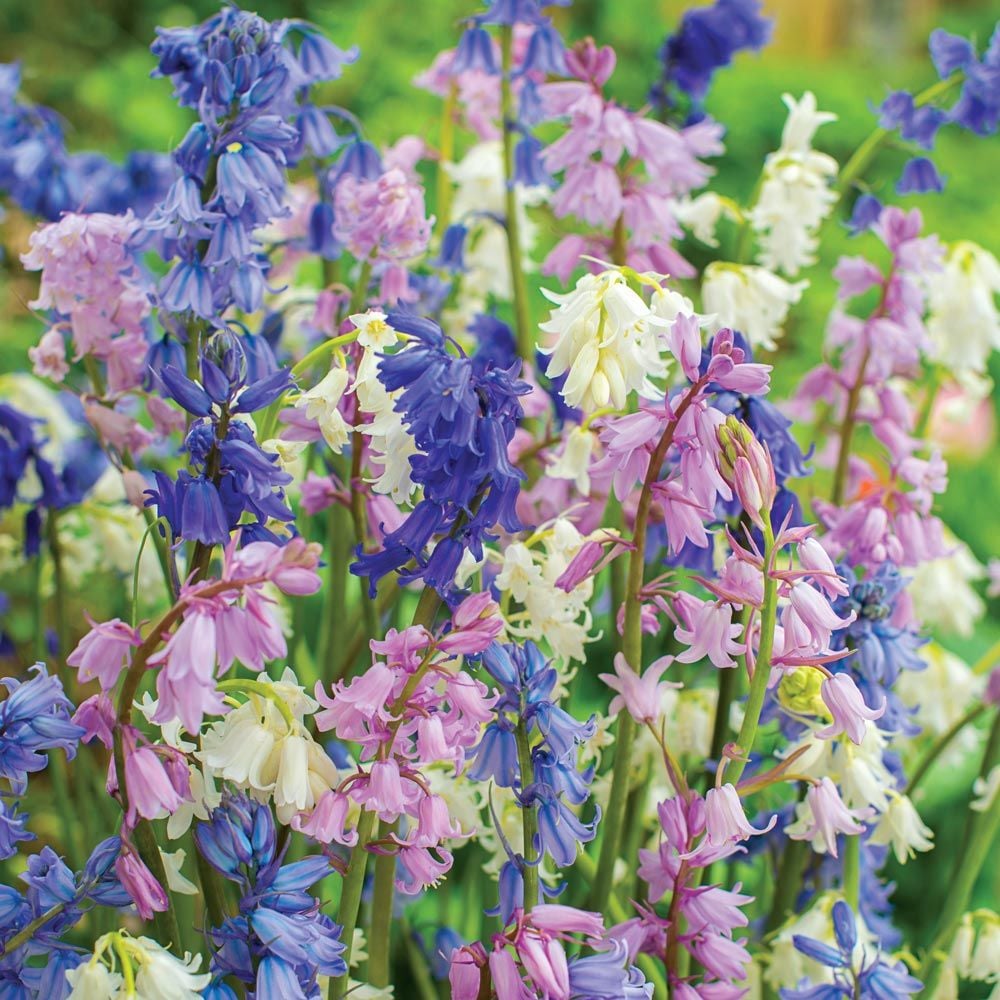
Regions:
[[750, 91, 838, 277], [867, 791, 934, 863], [897, 643, 983, 743], [298, 366, 352, 453], [66, 960, 124, 999], [493, 518, 596, 665], [969, 913, 1000, 982], [926, 241, 1000, 388], [540, 269, 670, 413], [198, 668, 340, 824], [908, 538, 986, 637], [702, 262, 807, 351], [350, 310, 421, 504], [69, 934, 211, 1000]]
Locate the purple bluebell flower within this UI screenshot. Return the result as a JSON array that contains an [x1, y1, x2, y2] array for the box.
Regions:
[[452, 25, 499, 75], [433, 223, 469, 272]]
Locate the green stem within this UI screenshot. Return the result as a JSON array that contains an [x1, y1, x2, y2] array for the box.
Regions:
[[195, 847, 230, 931], [835, 72, 963, 199], [972, 637, 1000, 676], [515, 718, 539, 912], [319, 501, 351, 680], [842, 834, 860, 909], [723, 519, 778, 785], [590, 380, 707, 912], [329, 809, 377, 1000], [133, 816, 184, 951], [766, 835, 808, 932], [499, 23, 533, 364], [367, 819, 399, 987], [215, 678, 296, 729], [0, 902, 67, 958], [906, 703, 987, 796], [918, 711, 1000, 996]]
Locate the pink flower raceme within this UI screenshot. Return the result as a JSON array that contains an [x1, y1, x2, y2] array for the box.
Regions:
[[20, 211, 151, 392], [119, 725, 192, 829], [788, 776, 867, 857], [114, 842, 169, 921], [303, 597, 501, 892], [704, 783, 776, 846], [633, 792, 757, 994], [539, 37, 722, 280], [334, 166, 432, 301], [451, 905, 650, 1000], [134, 538, 323, 733]]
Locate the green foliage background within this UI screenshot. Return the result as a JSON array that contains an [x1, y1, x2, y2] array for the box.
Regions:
[[0, 0, 998, 952]]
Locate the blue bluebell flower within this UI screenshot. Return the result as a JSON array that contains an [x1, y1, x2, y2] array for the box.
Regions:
[[650, 0, 772, 119], [0, 665, 83, 796], [845, 195, 883, 237], [471, 641, 599, 917], [196, 794, 347, 994], [352, 309, 528, 601], [896, 157, 945, 194], [452, 26, 499, 75], [0, 63, 172, 220], [780, 901, 921, 999], [433, 223, 469, 273], [829, 562, 926, 736]]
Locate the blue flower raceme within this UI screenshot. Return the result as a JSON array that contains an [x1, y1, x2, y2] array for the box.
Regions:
[[470, 640, 599, 919], [352, 309, 529, 601], [0, 837, 130, 997], [0, 63, 173, 220], [195, 793, 347, 996], [829, 562, 926, 735], [650, 0, 773, 119], [780, 900, 922, 999], [148, 7, 358, 323], [146, 329, 293, 546], [871, 23, 999, 194]]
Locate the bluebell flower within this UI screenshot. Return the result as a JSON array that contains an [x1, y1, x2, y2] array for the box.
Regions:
[[0, 665, 83, 795], [517, 22, 569, 76], [896, 156, 945, 194], [0, 799, 32, 861], [196, 794, 347, 994], [845, 194, 883, 236], [472, 641, 599, 915], [651, 0, 772, 117], [781, 901, 921, 999], [352, 309, 528, 600], [829, 562, 926, 735], [930, 25, 1000, 137], [452, 26, 499, 75], [514, 131, 555, 187], [470, 313, 519, 370], [433, 223, 469, 272], [0, 63, 172, 220], [568, 942, 654, 999]]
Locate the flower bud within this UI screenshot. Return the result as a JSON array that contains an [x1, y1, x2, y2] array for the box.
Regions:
[[716, 415, 777, 528]]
